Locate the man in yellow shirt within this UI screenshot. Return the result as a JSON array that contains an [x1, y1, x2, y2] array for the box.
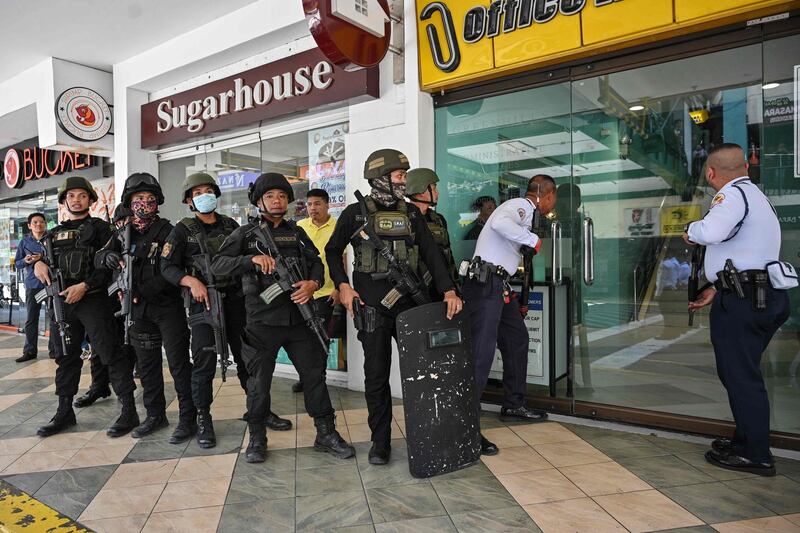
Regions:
[[295, 189, 340, 392]]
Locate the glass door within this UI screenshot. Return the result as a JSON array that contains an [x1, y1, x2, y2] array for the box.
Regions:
[[760, 35, 800, 437], [568, 45, 766, 422]]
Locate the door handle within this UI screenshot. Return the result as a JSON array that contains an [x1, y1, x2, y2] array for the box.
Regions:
[[583, 217, 595, 286], [551, 221, 563, 286]]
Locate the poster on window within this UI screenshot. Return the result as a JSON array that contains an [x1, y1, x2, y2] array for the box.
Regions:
[[794, 65, 799, 178], [660, 205, 702, 236], [307, 123, 348, 216], [624, 207, 657, 237], [56, 178, 116, 222]]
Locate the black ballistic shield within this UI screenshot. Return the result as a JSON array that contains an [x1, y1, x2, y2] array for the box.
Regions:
[[396, 302, 481, 478]]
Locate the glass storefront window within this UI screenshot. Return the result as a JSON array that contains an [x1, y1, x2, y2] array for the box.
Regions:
[[0, 190, 59, 288], [435, 40, 800, 436], [158, 122, 349, 371]]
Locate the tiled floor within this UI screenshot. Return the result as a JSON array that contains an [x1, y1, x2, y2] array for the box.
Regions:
[[1, 333, 799, 532]]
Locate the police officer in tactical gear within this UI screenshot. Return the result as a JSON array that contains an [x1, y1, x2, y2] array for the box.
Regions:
[[73, 205, 135, 410], [161, 172, 292, 436], [326, 149, 463, 465], [212, 172, 354, 463], [405, 168, 459, 293], [34, 177, 138, 438], [96, 173, 197, 444]]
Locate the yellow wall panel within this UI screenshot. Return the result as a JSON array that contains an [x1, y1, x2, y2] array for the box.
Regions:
[[493, 11, 582, 69], [416, 0, 494, 89], [582, 0, 673, 45], [675, 0, 777, 22]]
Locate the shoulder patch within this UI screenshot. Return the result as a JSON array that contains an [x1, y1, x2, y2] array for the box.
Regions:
[[161, 242, 173, 258], [711, 193, 725, 208], [517, 208, 526, 220]]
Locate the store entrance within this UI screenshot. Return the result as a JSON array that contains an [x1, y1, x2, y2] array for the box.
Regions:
[[434, 34, 800, 442]]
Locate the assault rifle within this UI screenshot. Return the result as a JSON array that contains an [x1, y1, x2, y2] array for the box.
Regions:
[[519, 210, 541, 316], [687, 244, 710, 326], [253, 222, 330, 353], [34, 233, 71, 354], [183, 236, 229, 381], [352, 191, 430, 309], [107, 222, 134, 345]]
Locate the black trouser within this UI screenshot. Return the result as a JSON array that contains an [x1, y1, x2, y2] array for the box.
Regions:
[[85, 315, 133, 393], [710, 285, 789, 463], [241, 321, 334, 427], [89, 355, 110, 391], [24, 287, 52, 357], [462, 276, 528, 410], [357, 318, 399, 447], [190, 292, 249, 410], [130, 304, 194, 420], [52, 292, 135, 400], [293, 296, 335, 383]]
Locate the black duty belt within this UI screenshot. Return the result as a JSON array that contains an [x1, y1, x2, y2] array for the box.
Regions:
[[714, 268, 769, 310]]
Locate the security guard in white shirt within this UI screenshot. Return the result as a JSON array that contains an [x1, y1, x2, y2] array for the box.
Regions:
[[462, 175, 557, 455], [684, 143, 790, 477]]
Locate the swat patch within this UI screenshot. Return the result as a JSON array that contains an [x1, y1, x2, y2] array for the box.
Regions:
[[161, 242, 173, 258]]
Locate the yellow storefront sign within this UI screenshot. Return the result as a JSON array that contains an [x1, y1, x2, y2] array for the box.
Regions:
[[660, 205, 702, 236], [416, 0, 799, 91]]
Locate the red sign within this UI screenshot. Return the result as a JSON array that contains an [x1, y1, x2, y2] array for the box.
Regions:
[[3, 147, 96, 190], [304, 0, 392, 71], [140, 48, 378, 149]]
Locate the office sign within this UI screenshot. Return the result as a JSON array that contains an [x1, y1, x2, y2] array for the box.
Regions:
[[416, 0, 796, 90]]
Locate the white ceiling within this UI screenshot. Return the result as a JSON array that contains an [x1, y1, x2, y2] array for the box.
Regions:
[[0, 0, 259, 84]]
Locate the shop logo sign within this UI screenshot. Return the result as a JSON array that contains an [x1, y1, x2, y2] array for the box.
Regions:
[[55, 87, 113, 142], [155, 61, 335, 135], [140, 48, 378, 148], [420, 0, 619, 74], [4, 149, 21, 189], [305, 0, 392, 70], [2, 146, 96, 190]]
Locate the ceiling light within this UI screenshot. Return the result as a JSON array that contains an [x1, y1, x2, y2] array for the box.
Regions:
[[629, 105, 645, 111], [762, 82, 780, 90]]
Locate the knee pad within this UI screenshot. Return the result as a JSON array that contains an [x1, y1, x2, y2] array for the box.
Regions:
[[132, 331, 162, 351]]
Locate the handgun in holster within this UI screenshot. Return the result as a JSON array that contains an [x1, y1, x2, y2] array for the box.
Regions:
[[721, 259, 746, 299], [352, 299, 379, 333]]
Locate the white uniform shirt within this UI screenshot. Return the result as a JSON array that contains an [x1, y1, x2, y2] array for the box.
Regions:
[[473, 197, 541, 273], [687, 177, 780, 282]]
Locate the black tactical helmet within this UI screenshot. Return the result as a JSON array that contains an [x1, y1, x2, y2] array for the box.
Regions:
[[112, 204, 132, 224], [405, 168, 440, 197], [57, 176, 98, 204], [122, 172, 164, 207], [182, 172, 221, 200], [363, 149, 410, 180], [248, 172, 294, 206]]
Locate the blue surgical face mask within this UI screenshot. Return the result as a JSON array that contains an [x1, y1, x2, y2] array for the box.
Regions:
[[192, 193, 218, 214]]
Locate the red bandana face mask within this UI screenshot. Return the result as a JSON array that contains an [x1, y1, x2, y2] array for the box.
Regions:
[[131, 199, 158, 232]]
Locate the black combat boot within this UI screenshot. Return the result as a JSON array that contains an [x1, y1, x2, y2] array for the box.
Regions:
[[131, 413, 169, 438], [73, 386, 112, 408], [37, 396, 77, 437], [314, 416, 355, 459], [266, 411, 292, 431], [196, 410, 216, 449], [368, 441, 391, 465], [15, 353, 37, 363], [169, 417, 197, 444], [245, 424, 267, 463], [107, 393, 140, 437]]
